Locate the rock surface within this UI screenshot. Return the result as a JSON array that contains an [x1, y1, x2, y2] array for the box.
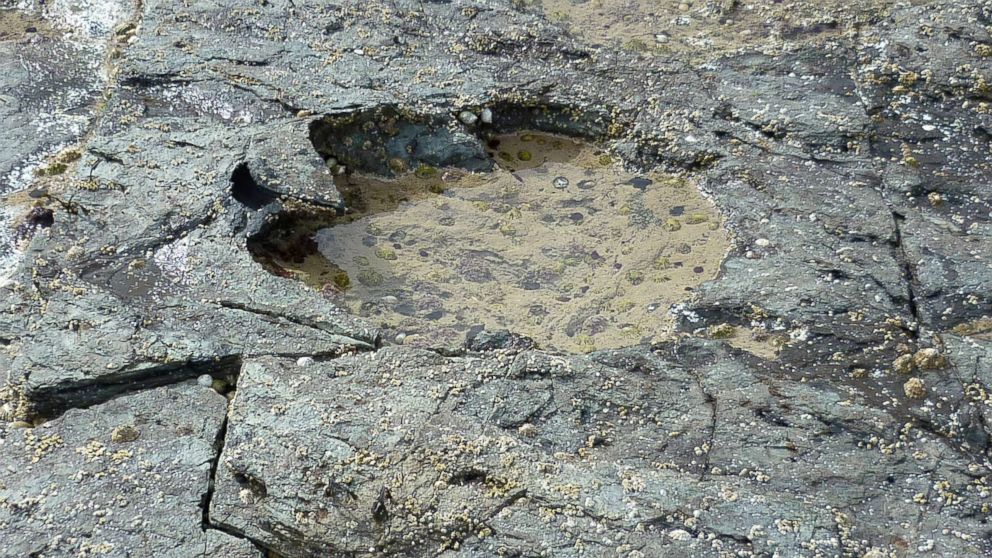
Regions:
[[0, 381, 260, 557], [0, 0, 132, 275], [211, 343, 990, 557], [1, 0, 991, 555]]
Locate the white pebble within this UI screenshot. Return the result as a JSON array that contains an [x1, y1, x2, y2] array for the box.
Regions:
[[297, 357, 314, 367], [668, 529, 692, 541], [197, 374, 213, 387], [480, 108, 493, 124], [458, 111, 478, 125]]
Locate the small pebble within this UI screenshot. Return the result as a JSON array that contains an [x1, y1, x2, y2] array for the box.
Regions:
[[553, 176, 569, 189], [297, 356, 314, 367], [480, 108, 493, 124], [755, 238, 771, 247], [458, 111, 478, 125], [111, 425, 140, 443], [197, 374, 213, 387]]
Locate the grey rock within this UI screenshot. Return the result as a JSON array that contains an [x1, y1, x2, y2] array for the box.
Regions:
[[211, 343, 991, 557], [0, 0, 131, 274], [1, 0, 991, 554], [0, 381, 261, 557], [465, 328, 536, 353], [458, 110, 479, 126]]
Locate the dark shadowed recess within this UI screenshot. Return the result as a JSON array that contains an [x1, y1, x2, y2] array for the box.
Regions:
[[307, 102, 615, 177]]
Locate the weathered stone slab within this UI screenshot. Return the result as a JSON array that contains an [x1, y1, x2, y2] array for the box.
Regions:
[[0, 382, 260, 557], [212, 342, 991, 556]]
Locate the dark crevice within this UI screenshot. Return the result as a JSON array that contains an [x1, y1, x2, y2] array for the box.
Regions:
[[200, 414, 228, 530], [890, 210, 922, 337], [205, 492, 320, 558], [226, 81, 307, 116], [449, 468, 489, 486], [120, 73, 199, 88], [26, 355, 243, 421], [214, 299, 380, 348], [689, 370, 718, 481]]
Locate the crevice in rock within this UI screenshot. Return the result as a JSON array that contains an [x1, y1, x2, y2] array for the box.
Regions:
[[226, 80, 306, 116], [889, 210, 921, 337], [214, 299, 380, 348], [199, 417, 280, 556], [120, 73, 199, 88], [200, 414, 228, 529], [481, 102, 612, 138], [196, 363, 284, 556], [26, 355, 243, 421], [689, 370, 718, 481]]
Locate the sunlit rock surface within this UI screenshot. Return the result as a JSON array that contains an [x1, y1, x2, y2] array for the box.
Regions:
[[1, 0, 992, 555]]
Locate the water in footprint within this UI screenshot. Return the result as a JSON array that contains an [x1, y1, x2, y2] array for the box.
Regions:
[[254, 132, 731, 352]]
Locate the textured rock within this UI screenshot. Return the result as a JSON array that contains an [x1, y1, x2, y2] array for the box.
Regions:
[[211, 343, 991, 556], [1, 0, 991, 555], [0, 381, 260, 557], [0, 0, 132, 275]]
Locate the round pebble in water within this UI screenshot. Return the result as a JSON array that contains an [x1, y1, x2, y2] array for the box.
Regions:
[[569, 212, 584, 223], [693, 266, 704, 274], [553, 176, 569, 189], [627, 177, 653, 190], [577, 179, 596, 190]]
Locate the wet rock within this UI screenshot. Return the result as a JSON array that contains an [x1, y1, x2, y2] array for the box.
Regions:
[[465, 328, 536, 352], [1, 0, 992, 554], [311, 107, 492, 177], [0, 0, 132, 273], [245, 120, 344, 208]]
